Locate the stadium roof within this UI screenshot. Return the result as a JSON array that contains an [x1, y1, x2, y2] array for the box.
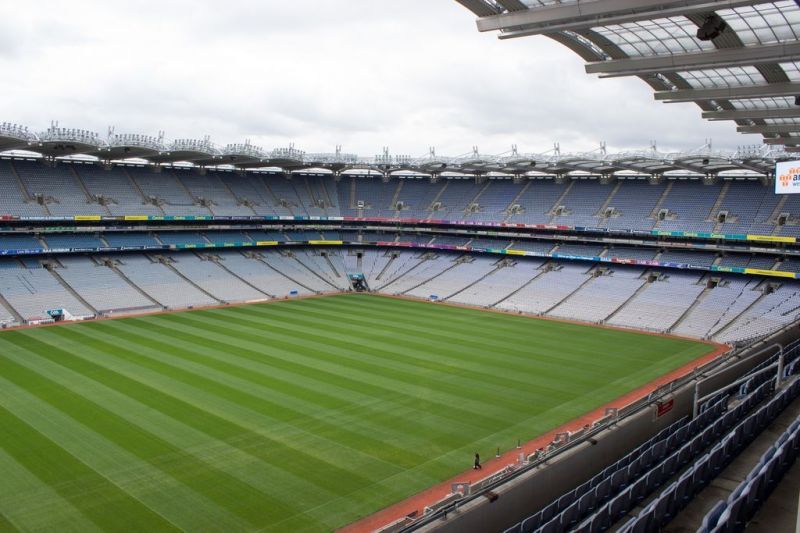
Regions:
[[456, 0, 800, 148], [0, 120, 795, 177]]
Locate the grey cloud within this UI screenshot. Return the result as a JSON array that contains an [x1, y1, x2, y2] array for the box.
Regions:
[[0, 0, 751, 157]]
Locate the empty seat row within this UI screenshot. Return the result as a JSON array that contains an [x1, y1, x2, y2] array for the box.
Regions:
[[697, 378, 800, 532], [566, 383, 774, 533], [503, 398, 729, 533]]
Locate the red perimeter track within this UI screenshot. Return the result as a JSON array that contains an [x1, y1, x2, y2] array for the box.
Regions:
[[0, 292, 729, 533]]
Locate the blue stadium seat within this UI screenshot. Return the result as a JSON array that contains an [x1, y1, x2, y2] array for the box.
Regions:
[[538, 513, 560, 533], [608, 487, 631, 522], [560, 500, 580, 529], [629, 475, 648, 506], [674, 468, 694, 508], [541, 501, 557, 524], [520, 511, 541, 533], [595, 477, 612, 502], [698, 500, 726, 533], [578, 489, 596, 516]]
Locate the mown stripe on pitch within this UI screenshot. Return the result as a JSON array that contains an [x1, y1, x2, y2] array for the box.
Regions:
[[129, 311, 514, 425], [274, 295, 710, 365], [310, 293, 709, 357], [184, 308, 578, 406], [0, 403, 178, 533], [142, 311, 522, 424], [5, 330, 382, 496], [0, 447, 101, 533], [218, 301, 610, 391], [0, 341, 340, 519], [0, 347, 305, 530], [0, 373, 250, 532], [228, 297, 651, 376], [299, 296, 713, 377], [0, 511, 18, 533], [220, 302, 567, 379], [44, 323, 422, 477], [83, 320, 457, 459], [111, 315, 556, 460], [0, 448, 102, 533], [145, 312, 608, 462]]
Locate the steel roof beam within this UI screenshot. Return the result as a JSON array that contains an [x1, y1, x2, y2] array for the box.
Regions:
[[764, 137, 800, 146], [655, 82, 800, 102], [703, 108, 800, 121], [496, 0, 527, 12], [455, 0, 499, 17], [737, 124, 800, 134], [586, 42, 800, 78], [476, 0, 771, 36]]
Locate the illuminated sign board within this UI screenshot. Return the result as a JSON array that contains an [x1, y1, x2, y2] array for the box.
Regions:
[[776, 161, 800, 194]]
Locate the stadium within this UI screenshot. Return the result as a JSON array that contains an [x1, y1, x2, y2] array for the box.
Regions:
[[2, 1, 800, 532]]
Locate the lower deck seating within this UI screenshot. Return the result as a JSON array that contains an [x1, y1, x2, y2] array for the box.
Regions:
[[0, 264, 94, 320], [55, 256, 159, 313], [697, 395, 800, 532], [0, 248, 797, 346]]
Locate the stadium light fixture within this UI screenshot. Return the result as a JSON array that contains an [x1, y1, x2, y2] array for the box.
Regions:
[[696, 14, 727, 42]]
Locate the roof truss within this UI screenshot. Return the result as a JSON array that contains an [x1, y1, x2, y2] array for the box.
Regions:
[[477, 0, 772, 36], [655, 82, 800, 103], [703, 108, 800, 121], [586, 42, 800, 78]]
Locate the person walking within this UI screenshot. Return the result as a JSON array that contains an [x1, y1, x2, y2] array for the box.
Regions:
[[474, 452, 482, 470]]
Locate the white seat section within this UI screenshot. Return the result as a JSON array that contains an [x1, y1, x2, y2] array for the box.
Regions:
[[379, 254, 459, 294], [127, 167, 212, 216], [716, 284, 800, 344], [673, 278, 761, 339], [370, 251, 421, 289], [548, 268, 647, 324], [14, 160, 103, 216], [259, 251, 338, 293], [293, 250, 350, 290], [447, 258, 545, 307], [173, 171, 253, 217], [0, 265, 93, 320], [0, 160, 46, 217], [607, 272, 705, 333], [215, 251, 315, 297], [115, 255, 217, 309], [496, 263, 593, 315], [55, 256, 158, 313], [407, 256, 499, 300], [74, 165, 163, 216], [168, 253, 266, 303]]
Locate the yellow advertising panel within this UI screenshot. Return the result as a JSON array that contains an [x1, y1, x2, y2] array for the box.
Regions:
[[745, 269, 796, 279], [747, 234, 796, 243]]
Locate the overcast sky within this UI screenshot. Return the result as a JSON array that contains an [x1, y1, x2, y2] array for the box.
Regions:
[[0, 0, 762, 158]]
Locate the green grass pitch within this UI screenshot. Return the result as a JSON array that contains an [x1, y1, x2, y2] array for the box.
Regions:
[[0, 293, 715, 532]]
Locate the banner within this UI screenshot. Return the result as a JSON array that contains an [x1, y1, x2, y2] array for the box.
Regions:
[[775, 161, 800, 194]]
